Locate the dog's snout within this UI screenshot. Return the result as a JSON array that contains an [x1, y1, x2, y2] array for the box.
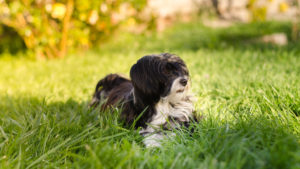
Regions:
[[179, 78, 188, 86]]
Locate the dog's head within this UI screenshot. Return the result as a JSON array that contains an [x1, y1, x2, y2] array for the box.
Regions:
[[130, 53, 190, 106]]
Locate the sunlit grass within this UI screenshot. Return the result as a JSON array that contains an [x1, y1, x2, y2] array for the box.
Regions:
[[0, 21, 299, 169]]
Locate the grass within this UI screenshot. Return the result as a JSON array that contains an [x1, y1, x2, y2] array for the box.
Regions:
[[0, 21, 299, 169]]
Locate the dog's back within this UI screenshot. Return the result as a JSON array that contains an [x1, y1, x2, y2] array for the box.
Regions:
[[89, 74, 133, 109]]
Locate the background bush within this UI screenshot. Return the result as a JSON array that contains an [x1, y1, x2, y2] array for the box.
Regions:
[[0, 0, 147, 58]]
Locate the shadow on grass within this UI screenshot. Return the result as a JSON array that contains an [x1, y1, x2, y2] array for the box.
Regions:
[[0, 95, 142, 168], [0, 95, 118, 131]]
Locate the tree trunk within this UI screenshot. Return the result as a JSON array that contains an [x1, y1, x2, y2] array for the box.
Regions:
[[211, 0, 221, 16], [59, 0, 74, 58], [292, 0, 300, 41]]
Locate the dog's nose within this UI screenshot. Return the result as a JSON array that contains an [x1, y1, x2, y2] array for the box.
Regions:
[[179, 78, 188, 86]]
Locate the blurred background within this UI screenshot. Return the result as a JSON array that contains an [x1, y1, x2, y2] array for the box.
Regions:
[[1, 2, 300, 168], [0, 0, 300, 59]]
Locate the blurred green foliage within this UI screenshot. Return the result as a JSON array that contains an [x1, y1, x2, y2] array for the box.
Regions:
[[0, 0, 148, 58]]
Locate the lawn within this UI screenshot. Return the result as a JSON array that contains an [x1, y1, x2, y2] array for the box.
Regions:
[[0, 21, 299, 169]]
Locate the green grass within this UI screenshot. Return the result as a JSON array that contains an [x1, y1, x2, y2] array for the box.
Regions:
[[0, 21, 299, 169]]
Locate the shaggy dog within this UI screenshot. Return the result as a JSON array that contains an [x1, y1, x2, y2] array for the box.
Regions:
[[90, 53, 196, 147]]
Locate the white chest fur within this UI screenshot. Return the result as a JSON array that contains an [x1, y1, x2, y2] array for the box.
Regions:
[[151, 95, 194, 127], [140, 95, 194, 147]]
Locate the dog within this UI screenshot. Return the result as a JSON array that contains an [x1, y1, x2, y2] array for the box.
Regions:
[[90, 53, 196, 147]]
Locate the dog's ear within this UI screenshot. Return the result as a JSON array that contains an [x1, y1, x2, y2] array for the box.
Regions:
[[165, 62, 176, 71], [130, 61, 164, 105]]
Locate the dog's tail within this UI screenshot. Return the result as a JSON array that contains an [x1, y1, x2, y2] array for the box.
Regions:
[[89, 74, 130, 107]]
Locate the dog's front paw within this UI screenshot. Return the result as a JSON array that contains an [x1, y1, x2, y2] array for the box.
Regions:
[[143, 133, 164, 148]]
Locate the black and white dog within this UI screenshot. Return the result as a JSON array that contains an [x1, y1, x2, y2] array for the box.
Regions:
[[90, 53, 196, 147]]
